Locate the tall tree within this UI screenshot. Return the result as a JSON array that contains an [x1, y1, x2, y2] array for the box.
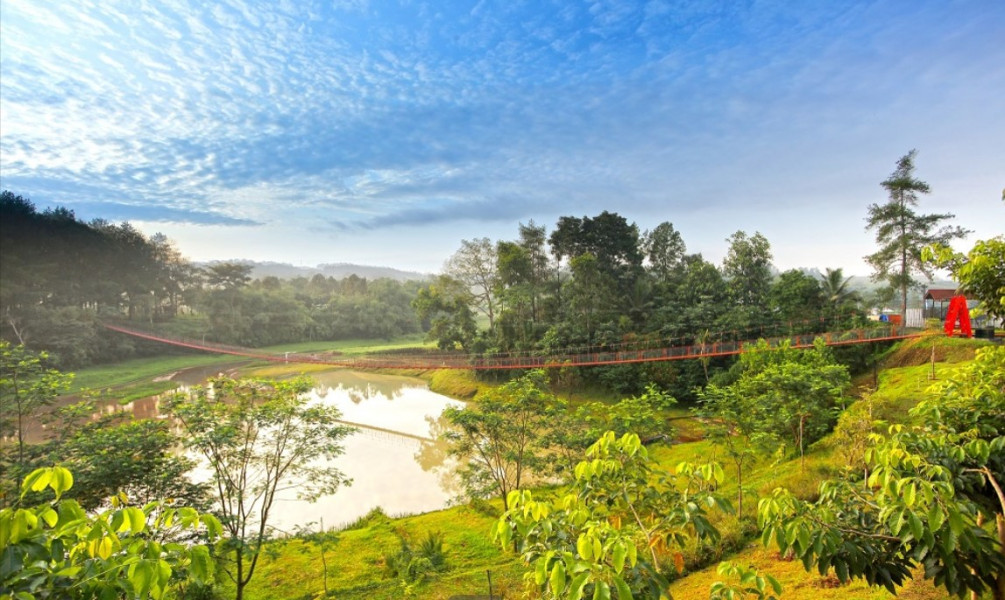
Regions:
[[643, 221, 687, 290], [768, 269, 824, 329], [722, 231, 773, 308], [412, 274, 477, 351], [163, 376, 353, 600], [549, 211, 643, 293], [518, 220, 552, 324], [865, 150, 969, 323], [444, 238, 499, 330]]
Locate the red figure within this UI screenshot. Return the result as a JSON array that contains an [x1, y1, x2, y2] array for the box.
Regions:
[[944, 295, 972, 338]]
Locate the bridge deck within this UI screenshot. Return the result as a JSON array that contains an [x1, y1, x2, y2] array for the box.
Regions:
[[103, 323, 919, 370]]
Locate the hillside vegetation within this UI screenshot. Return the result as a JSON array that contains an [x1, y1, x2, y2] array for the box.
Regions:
[[230, 335, 993, 600]]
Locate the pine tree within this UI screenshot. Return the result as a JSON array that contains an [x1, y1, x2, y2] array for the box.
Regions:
[[865, 150, 968, 323]]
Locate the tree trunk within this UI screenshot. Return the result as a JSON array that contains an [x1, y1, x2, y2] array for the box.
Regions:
[[996, 513, 1005, 600], [736, 461, 744, 518]]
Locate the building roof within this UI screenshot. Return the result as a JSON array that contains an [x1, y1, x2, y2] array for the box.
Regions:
[[924, 289, 958, 301]]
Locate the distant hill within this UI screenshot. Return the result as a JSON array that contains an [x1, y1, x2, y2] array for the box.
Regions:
[[197, 260, 430, 282]]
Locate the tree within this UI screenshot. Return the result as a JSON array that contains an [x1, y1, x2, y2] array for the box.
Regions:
[[758, 346, 1005, 599], [549, 212, 644, 298], [494, 432, 729, 599], [163, 376, 354, 600], [768, 269, 824, 330], [566, 253, 617, 344], [712, 340, 849, 469], [0, 342, 72, 480], [924, 236, 1005, 322], [1, 466, 221, 599], [412, 274, 478, 351], [444, 237, 500, 330], [442, 370, 558, 510], [518, 220, 553, 324], [57, 416, 209, 511], [865, 150, 969, 323], [698, 382, 781, 518], [722, 231, 773, 309], [819, 267, 860, 312], [643, 221, 687, 290]]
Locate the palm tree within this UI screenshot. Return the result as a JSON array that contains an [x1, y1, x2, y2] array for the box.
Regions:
[[820, 268, 860, 314]]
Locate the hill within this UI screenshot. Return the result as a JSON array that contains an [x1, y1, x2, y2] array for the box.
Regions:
[[196, 260, 430, 282]]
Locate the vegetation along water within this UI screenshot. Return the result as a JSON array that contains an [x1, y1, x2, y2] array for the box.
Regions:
[[1, 153, 1004, 600]]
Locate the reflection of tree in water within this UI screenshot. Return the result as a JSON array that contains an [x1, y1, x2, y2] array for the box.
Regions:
[[415, 413, 462, 496], [311, 371, 421, 404]]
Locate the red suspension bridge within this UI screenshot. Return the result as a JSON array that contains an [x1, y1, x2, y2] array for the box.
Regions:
[[102, 322, 921, 371]]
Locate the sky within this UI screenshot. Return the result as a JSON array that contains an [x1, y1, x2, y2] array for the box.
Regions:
[[1, 0, 1003, 276]]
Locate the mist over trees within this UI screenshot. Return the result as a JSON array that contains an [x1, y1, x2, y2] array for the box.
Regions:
[[0, 191, 423, 368]]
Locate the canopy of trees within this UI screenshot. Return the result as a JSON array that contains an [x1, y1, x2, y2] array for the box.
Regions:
[[0, 191, 423, 368]]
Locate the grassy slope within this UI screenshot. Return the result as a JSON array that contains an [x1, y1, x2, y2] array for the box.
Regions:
[[66, 332, 991, 598], [236, 334, 993, 600], [67, 335, 435, 401]]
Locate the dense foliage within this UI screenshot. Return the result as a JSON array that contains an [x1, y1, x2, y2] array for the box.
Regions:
[[495, 431, 731, 599], [758, 346, 1005, 599], [1, 191, 423, 368], [1, 466, 221, 599]]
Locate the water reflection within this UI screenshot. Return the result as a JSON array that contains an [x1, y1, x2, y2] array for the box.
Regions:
[[269, 370, 464, 531], [32, 368, 463, 531]]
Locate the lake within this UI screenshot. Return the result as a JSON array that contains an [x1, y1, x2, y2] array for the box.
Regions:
[[63, 368, 466, 532]]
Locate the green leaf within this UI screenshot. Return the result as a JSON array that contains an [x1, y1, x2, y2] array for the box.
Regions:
[[612, 542, 626, 574], [835, 561, 848, 582], [928, 505, 945, 532], [592, 580, 611, 600], [535, 557, 548, 585], [124, 507, 146, 535], [40, 508, 58, 528], [908, 512, 923, 541], [902, 482, 917, 507], [796, 526, 810, 551], [613, 575, 632, 600], [568, 572, 590, 600], [129, 560, 155, 598], [22, 468, 52, 496], [50, 467, 73, 498], [767, 573, 782, 595], [947, 509, 965, 536], [550, 561, 567, 594]]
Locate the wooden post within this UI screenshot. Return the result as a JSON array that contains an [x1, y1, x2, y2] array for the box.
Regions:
[[930, 341, 937, 380]]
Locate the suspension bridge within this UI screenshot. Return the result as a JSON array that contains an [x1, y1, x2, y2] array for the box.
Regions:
[[102, 321, 921, 371]]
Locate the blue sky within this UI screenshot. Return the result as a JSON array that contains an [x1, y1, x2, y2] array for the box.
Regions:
[[1, 0, 1002, 275]]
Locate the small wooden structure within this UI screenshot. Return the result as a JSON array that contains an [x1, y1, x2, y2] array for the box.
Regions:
[[923, 288, 958, 320]]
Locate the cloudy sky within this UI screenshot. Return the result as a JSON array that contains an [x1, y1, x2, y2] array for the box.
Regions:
[[1, 0, 1002, 275]]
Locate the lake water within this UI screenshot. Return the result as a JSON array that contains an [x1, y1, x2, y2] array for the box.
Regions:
[[68, 368, 465, 532], [265, 370, 464, 532]]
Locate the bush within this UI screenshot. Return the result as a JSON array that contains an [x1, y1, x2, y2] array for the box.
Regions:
[[383, 530, 448, 585]]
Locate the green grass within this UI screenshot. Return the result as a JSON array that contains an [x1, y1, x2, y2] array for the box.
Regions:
[[68, 352, 244, 394], [70, 333, 990, 599], [261, 334, 434, 356], [67, 334, 436, 400], [237, 503, 525, 600]]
